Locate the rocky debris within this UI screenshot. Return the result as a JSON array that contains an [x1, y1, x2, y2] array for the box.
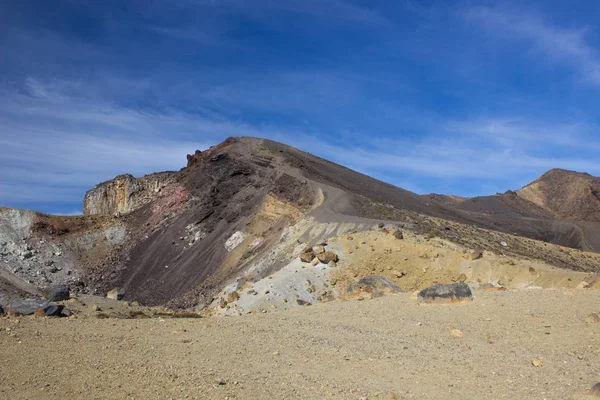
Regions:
[[45, 284, 70, 301], [418, 282, 473, 304], [225, 231, 245, 252], [107, 288, 125, 301], [346, 275, 402, 300], [299, 251, 315, 263], [316, 251, 339, 264], [463, 250, 482, 261], [8, 299, 49, 316], [394, 230, 404, 240]]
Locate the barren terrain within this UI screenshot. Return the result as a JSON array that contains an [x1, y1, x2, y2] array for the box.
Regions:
[[2, 290, 600, 400]]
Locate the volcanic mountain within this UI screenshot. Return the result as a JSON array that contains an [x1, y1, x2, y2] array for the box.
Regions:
[[1, 137, 599, 309]]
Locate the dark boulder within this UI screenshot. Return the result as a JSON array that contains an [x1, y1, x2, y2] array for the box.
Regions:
[[45, 284, 70, 301], [43, 304, 64, 317], [418, 282, 473, 304], [8, 299, 49, 316]]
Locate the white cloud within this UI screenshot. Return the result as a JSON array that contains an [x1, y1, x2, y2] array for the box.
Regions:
[[2, 76, 600, 212], [464, 7, 600, 86]]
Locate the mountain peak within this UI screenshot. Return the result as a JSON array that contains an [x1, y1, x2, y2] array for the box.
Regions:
[[517, 168, 600, 221]]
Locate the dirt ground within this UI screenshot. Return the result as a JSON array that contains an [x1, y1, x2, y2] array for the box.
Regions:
[[1, 290, 599, 400]]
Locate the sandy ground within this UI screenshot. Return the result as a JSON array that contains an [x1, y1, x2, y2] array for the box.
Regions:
[[1, 290, 599, 400]]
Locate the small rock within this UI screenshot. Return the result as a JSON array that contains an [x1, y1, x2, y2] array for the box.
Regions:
[[500, 241, 508, 247], [463, 250, 482, 261], [0, 306, 4, 315], [394, 230, 404, 240], [528, 267, 536, 275], [327, 261, 337, 268], [215, 378, 226, 385], [296, 299, 311, 306], [91, 304, 101, 312], [106, 288, 124, 300], [227, 291, 240, 303], [456, 273, 467, 283], [311, 258, 319, 266], [299, 252, 315, 263], [61, 308, 73, 317], [34, 308, 46, 318], [531, 358, 543, 367], [312, 245, 326, 254], [449, 329, 463, 338], [219, 300, 228, 308]]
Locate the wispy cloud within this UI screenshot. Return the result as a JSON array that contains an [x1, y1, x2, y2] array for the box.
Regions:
[[464, 6, 600, 86], [3, 76, 600, 211]]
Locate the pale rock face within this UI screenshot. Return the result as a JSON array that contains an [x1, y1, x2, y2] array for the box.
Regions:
[[225, 231, 246, 252], [83, 172, 174, 216]]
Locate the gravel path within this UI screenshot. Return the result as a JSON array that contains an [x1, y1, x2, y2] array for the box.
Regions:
[[1, 290, 599, 399]]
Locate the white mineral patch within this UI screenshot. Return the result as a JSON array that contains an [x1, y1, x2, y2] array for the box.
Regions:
[[225, 231, 246, 252]]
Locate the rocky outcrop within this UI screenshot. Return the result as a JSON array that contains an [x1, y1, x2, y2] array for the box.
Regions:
[[83, 172, 174, 216], [346, 275, 402, 300]]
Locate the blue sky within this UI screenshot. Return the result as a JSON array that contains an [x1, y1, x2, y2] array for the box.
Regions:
[[1, 0, 600, 215]]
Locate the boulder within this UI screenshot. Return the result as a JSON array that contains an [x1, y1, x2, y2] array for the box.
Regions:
[[346, 275, 402, 300], [43, 304, 64, 317], [45, 284, 70, 301], [299, 252, 315, 263], [418, 282, 473, 304], [107, 288, 125, 300], [316, 251, 339, 263], [8, 299, 49, 316]]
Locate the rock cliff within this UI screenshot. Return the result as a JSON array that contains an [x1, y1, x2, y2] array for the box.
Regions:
[[83, 172, 175, 216]]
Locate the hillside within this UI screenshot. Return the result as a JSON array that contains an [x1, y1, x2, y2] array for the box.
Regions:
[[1, 137, 600, 310]]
